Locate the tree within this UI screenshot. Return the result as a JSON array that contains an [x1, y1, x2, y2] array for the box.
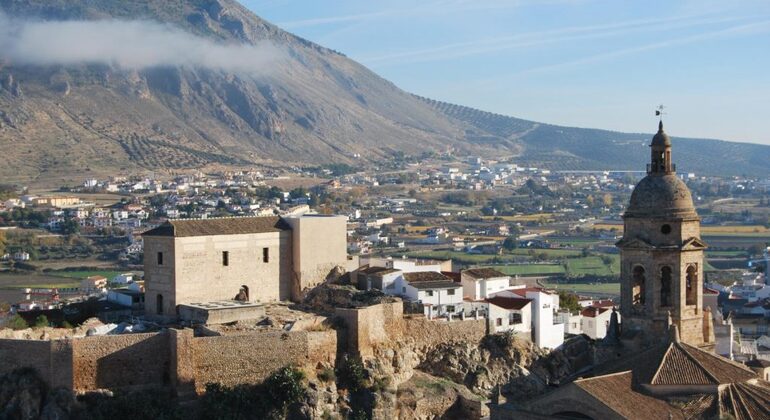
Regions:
[[558, 291, 582, 313], [503, 236, 518, 251], [602, 193, 613, 207], [0, 230, 6, 256]]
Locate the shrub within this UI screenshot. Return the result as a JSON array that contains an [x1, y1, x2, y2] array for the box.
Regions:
[[7, 314, 28, 330], [336, 354, 367, 392], [34, 315, 49, 329], [318, 367, 336, 383]]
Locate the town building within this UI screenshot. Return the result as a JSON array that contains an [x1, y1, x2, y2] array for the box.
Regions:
[[142, 214, 348, 319], [460, 268, 512, 300]]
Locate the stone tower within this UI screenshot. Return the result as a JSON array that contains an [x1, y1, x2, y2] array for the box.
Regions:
[[617, 121, 713, 348]]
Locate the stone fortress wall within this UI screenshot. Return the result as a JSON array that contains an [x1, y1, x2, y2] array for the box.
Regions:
[[0, 328, 336, 394], [0, 301, 485, 395]]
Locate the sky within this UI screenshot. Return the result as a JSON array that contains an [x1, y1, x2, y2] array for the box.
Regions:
[[242, 0, 770, 145]]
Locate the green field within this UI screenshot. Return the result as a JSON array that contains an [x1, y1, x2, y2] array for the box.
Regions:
[[48, 270, 125, 280], [0, 273, 81, 290], [564, 255, 620, 276], [542, 281, 620, 295], [493, 264, 566, 276], [506, 248, 583, 257]]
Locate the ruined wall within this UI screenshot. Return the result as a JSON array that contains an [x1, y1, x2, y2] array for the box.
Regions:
[[336, 301, 405, 356], [0, 339, 72, 388], [336, 302, 486, 356], [191, 330, 336, 392], [71, 332, 170, 391], [403, 317, 487, 350]]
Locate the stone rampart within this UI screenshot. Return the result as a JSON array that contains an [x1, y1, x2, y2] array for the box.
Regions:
[[191, 330, 336, 392], [71, 332, 170, 391], [0, 338, 72, 388], [336, 302, 487, 356]]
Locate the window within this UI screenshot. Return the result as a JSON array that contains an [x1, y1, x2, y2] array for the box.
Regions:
[[222, 251, 229, 266], [496, 318, 503, 326], [402, 287, 406, 293], [686, 265, 698, 306], [447, 289, 456, 295], [446, 305, 455, 313], [660, 266, 672, 307], [510, 313, 522, 325], [156, 294, 163, 315], [632, 265, 646, 306], [157, 252, 163, 266], [426, 290, 434, 297], [661, 224, 672, 234], [262, 247, 269, 263]]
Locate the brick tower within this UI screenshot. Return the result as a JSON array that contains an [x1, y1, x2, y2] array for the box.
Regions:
[[616, 121, 713, 348]]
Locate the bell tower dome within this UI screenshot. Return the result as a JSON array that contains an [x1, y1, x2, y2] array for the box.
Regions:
[[617, 119, 713, 349]]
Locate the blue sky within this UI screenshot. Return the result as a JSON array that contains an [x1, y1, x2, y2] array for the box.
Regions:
[[243, 0, 770, 145]]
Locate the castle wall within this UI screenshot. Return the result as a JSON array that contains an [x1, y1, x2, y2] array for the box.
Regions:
[[0, 339, 72, 389], [285, 215, 348, 300], [190, 330, 336, 392], [71, 332, 170, 391], [336, 302, 486, 357]]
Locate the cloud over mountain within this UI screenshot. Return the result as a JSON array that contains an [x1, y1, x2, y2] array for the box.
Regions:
[[0, 12, 283, 73]]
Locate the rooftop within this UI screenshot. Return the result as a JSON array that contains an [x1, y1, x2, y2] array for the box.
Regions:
[[462, 267, 508, 279], [486, 296, 531, 310], [142, 216, 290, 237]]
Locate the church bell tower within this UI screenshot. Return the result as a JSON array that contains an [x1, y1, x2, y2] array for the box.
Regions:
[[617, 120, 713, 348]]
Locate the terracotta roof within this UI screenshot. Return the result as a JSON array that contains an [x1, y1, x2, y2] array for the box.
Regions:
[[441, 271, 461, 282], [510, 287, 550, 297], [574, 372, 684, 419], [581, 306, 610, 318], [462, 268, 507, 279], [591, 300, 615, 308], [486, 296, 531, 310], [719, 381, 770, 420], [142, 216, 290, 237], [359, 266, 393, 275]]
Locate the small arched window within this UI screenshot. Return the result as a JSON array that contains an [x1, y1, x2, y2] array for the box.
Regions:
[[686, 265, 698, 306], [632, 265, 646, 306], [660, 266, 672, 307]]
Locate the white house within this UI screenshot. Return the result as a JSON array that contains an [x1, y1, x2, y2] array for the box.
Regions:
[[484, 295, 532, 335], [399, 271, 463, 317], [555, 310, 583, 335], [111, 273, 135, 285], [461, 268, 512, 300], [504, 287, 565, 350], [580, 305, 618, 339]]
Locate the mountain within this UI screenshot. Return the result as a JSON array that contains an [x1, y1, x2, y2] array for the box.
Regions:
[[0, 0, 768, 185]]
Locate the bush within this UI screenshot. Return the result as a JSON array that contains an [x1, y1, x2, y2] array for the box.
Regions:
[[34, 315, 49, 328], [7, 314, 28, 330], [336, 354, 367, 392], [318, 367, 336, 383]]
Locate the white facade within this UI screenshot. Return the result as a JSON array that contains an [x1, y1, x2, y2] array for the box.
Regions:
[[503, 288, 565, 349], [556, 311, 583, 335], [461, 270, 512, 300], [580, 307, 615, 339]]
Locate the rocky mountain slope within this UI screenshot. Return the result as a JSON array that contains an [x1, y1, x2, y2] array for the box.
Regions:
[[0, 0, 768, 185]]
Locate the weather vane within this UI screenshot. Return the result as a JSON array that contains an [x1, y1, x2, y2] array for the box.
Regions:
[[655, 104, 666, 121]]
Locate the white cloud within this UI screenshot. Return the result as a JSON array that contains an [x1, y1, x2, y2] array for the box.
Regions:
[[0, 13, 284, 73]]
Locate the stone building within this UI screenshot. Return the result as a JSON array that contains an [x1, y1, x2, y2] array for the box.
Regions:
[[491, 121, 770, 419], [616, 120, 713, 349], [143, 214, 347, 318]]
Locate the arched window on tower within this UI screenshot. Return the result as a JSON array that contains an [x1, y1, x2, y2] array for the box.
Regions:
[[156, 294, 164, 315], [632, 266, 646, 306], [660, 266, 672, 307], [686, 265, 698, 306]]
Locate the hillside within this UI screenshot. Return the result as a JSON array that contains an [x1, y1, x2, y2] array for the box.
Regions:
[[421, 98, 770, 175], [0, 0, 768, 184]]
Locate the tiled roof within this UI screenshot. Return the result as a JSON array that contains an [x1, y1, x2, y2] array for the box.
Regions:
[[142, 216, 290, 237], [409, 280, 461, 290], [462, 268, 507, 279], [719, 381, 770, 420], [486, 296, 531, 310], [574, 372, 684, 419], [581, 306, 610, 318]]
